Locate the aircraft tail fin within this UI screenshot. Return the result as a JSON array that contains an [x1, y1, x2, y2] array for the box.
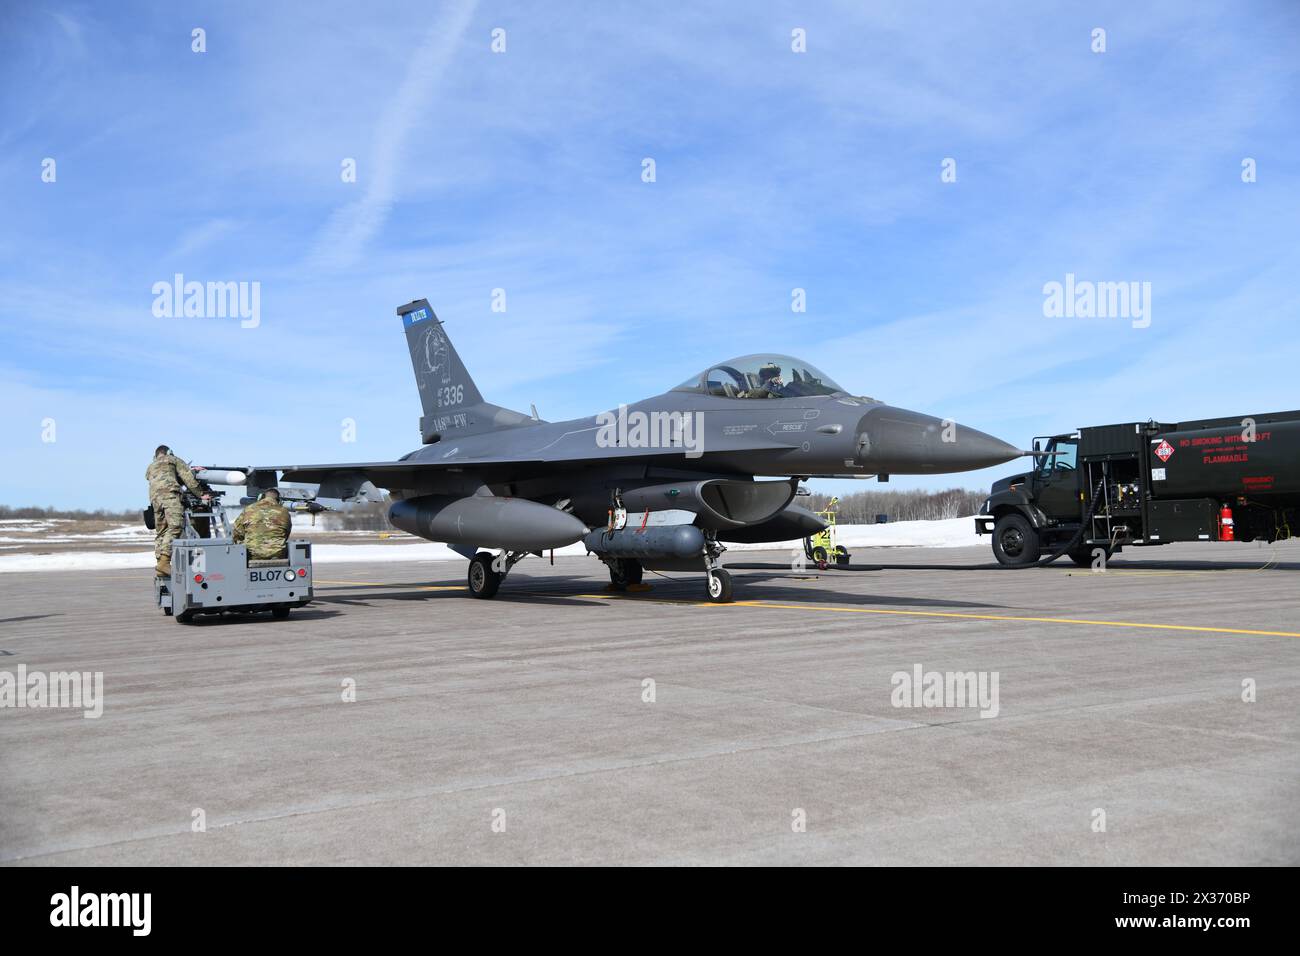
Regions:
[[398, 299, 535, 444]]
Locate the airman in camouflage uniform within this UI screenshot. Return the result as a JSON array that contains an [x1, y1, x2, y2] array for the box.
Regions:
[[146, 445, 208, 577], [233, 488, 292, 560]]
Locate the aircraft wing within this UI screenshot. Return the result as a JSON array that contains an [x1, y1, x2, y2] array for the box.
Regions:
[[203, 456, 560, 500], [277, 458, 547, 489], [206, 421, 809, 497]]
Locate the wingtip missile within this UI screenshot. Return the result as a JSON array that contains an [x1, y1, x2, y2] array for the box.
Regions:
[[198, 469, 247, 486]]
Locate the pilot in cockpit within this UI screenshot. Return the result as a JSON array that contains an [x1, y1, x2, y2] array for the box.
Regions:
[[752, 362, 785, 398]]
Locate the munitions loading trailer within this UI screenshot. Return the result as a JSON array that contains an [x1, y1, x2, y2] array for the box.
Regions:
[[976, 409, 1300, 566], [803, 496, 851, 569], [152, 492, 313, 624]]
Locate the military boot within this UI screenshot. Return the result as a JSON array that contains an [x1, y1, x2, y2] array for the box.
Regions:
[[156, 556, 172, 577]]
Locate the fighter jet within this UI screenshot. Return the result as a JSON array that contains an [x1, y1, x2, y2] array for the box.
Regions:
[[223, 298, 1021, 602]]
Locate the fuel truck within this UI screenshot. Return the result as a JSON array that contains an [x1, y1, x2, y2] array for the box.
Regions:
[[975, 410, 1300, 566]]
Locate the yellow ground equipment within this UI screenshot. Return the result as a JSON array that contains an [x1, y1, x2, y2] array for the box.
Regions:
[[806, 496, 851, 568]]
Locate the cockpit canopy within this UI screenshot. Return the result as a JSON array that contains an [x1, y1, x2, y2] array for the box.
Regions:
[[673, 354, 848, 400]]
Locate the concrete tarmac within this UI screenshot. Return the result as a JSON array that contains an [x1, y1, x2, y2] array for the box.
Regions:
[[2, 542, 1298, 865]]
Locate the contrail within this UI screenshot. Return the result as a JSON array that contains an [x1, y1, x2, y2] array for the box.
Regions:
[[308, 0, 479, 270]]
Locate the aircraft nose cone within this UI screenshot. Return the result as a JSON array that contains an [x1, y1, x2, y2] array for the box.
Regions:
[[856, 406, 1022, 474]]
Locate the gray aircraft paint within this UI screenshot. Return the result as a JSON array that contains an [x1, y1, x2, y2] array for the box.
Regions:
[[223, 298, 1022, 559]]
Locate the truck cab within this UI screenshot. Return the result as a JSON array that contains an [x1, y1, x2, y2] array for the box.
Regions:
[[976, 433, 1093, 566]]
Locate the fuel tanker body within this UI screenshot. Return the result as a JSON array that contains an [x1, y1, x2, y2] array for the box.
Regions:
[[1147, 416, 1300, 499], [977, 410, 1300, 566]]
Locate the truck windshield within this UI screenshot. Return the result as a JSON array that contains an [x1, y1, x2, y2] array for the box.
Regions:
[[1036, 438, 1078, 476]]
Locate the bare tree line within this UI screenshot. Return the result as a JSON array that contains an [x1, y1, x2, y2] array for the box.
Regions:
[[318, 498, 395, 531], [0, 504, 140, 521], [801, 488, 986, 523]]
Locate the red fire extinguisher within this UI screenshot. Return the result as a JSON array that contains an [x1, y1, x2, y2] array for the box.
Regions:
[[1219, 503, 1235, 541]]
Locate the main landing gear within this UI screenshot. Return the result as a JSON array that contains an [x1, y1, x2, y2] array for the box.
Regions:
[[606, 558, 644, 590], [467, 550, 530, 599]]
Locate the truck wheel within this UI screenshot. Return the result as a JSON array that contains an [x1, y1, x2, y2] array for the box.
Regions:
[[992, 514, 1040, 566], [175, 610, 195, 625], [468, 552, 502, 599], [272, 607, 291, 620], [706, 569, 733, 603]]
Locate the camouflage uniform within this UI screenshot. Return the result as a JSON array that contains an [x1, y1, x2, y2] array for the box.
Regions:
[[233, 497, 292, 560], [146, 453, 206, 573]]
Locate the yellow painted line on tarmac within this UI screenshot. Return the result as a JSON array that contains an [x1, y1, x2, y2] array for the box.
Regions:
[[721, 600, 1300, 638], [1073, 567, 1285, 577]]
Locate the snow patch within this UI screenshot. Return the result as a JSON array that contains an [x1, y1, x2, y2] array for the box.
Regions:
[[0, 518, 982, 573]]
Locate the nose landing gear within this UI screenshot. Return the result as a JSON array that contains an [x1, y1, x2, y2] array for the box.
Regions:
[[706, 567, 733, 603], [703, 535, 734, 603]]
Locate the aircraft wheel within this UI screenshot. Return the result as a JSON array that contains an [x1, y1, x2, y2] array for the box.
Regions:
[[992, 514, 1040, 566], [468, 552, 502, 599], [834, 546, 849, 565], [609, 559, 643, 590], [811, 546, 828, 563], [706, 568, 733, 603]]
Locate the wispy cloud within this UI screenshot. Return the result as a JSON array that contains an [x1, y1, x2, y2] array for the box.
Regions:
[[163, 218, 242, 261], [306, 0, 479, 270]]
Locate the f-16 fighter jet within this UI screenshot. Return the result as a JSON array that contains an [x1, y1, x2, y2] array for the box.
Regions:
[[224, 299, 1021, 602]]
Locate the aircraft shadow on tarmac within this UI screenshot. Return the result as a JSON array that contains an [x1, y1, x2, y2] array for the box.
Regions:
[[677, 572, 1010, 609], [309, 571, 1011, 611], [310, 578, 603, 609]]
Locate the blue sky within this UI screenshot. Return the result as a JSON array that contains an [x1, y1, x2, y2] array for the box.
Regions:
[[2, 0, 1298, 509]]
